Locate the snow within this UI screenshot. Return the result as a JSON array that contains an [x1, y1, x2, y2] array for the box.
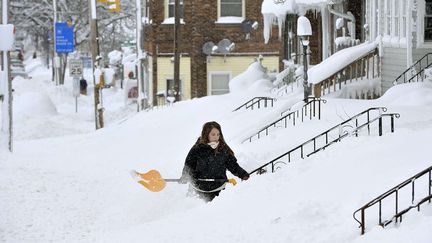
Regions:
[[308, 41, 378, 84], [215, 17, 245, 24], [228, 61, 271, 93], [261, 0, 327, 43], [1, 56, 432, 243], [108, 50, 122, 65]]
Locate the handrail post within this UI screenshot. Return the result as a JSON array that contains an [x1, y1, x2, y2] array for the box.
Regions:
[[391, 115, 395, 133], [355, 118, 359, 137], [301, 145, 304, 159], [429, 170, 431, 203], [379, 117, 383, 136], [361, 208, 365, 235], [379, 200, 382, 225], [395, 190, 399, 222], [412, 179, 415, 205], [367, 111, 371, 135]]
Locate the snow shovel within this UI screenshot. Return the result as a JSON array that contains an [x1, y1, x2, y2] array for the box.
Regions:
[[131, 169, 237, 192]]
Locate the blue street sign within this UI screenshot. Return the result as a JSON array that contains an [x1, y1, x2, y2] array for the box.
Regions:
[[55, 22, 74, 53]]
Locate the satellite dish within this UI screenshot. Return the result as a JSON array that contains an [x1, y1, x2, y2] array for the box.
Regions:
[[217, 39, 233, 54], [202, 41, 215, 55], [241, 20, 254, 33]]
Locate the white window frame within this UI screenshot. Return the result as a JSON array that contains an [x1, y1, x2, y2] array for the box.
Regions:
[[163, 0, 184, 24], [216, 0, 245, 24], [425, 0, 432, 42], [208, 71, 232, 96], [417, 0, 432, 48]]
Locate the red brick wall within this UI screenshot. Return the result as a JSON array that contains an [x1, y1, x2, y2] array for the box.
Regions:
[[145, 0, 326, 100]]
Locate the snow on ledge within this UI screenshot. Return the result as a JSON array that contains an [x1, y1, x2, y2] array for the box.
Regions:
[[308, 41, 378, 84], [162, 17, 185, 25], [215, 17, 245, 24]]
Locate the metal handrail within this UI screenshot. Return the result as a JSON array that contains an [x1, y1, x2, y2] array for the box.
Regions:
[[243, 98, 327, 143], [353, 165, 432, 235], [393, 53, 432, 85], [233, 97, 276, 111], [314, 48, 380, 98], [250, 107, 400, 175]]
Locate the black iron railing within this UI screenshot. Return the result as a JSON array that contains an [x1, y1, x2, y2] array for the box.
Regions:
[[243, 98, 326, 143], [250, 107, 400, 175], [233, 97, 276, 111], [353, 165, 432, 235], [314, 48, 380, 98], [393, 53, 432, 85]]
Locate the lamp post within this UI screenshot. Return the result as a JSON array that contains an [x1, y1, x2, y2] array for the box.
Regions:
[[297, 16, 312, 101]]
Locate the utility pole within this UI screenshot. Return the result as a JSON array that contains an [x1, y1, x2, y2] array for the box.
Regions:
[[1, 0, 13, 152], [136, 0, 148, 111], [53, 0, 60, 86], [173, 0, 180, 102], [89, 0, 104, 129]]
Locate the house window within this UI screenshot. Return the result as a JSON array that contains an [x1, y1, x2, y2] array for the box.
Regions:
[[167, 0, 183, 19], [385, 0, 391, 36], [393, 0, 399, 37], [400, 0, 407, 38], [209, 73, 230, 95], [166, 79, 182, 97], [426, 0, 432, 41], [220, 0, 242, 17]]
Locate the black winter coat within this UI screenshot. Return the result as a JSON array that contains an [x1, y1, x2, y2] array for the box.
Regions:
[[181, 143, 249, 192]]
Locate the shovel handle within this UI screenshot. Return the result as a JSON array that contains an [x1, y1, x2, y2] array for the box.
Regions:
[[165, 178, 236, 185]]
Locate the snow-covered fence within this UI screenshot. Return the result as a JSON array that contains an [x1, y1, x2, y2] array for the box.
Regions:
[[393, 53, 432, 85], [313, 48, 380, 99]]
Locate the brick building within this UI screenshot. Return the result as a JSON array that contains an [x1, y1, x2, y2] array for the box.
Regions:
[[144, 0, 350, 104]]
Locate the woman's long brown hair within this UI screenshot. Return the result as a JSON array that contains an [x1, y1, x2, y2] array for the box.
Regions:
[[197, 121, 234, 156]]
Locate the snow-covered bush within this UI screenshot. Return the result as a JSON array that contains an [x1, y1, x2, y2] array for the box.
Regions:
[[228, 61, 271, 93]]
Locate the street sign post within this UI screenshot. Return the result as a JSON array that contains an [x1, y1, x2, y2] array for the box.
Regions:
[[69, 59, 83, 112], [55, 22, 75, 53]]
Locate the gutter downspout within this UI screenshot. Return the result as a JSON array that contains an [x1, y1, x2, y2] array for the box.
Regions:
[[328, 4, 356, 40]]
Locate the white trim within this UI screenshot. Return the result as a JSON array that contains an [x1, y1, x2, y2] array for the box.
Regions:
[[207, 71, 232, 96]]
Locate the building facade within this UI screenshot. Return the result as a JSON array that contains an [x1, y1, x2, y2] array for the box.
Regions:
[[145, 0, 283, 104], [364, 0, 432, 91]]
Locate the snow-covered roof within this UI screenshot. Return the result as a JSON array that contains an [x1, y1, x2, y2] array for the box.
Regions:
[[308, 41, 378, 84]]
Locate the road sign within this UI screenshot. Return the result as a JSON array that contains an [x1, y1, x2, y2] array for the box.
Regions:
[[55, 22, 74, 53], [69, 59, 83, 78], [0, 24, 15, 51]]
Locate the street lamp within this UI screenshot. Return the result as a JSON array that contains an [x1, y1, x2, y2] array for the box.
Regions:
[[297, 16, 312, 101]]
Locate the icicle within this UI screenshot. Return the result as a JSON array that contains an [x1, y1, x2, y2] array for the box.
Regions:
[[263, 13, 275, 44], [277, 14, 287, 41]]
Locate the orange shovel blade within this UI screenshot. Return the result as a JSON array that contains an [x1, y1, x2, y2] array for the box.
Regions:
[[134, 170, 167, 192]]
